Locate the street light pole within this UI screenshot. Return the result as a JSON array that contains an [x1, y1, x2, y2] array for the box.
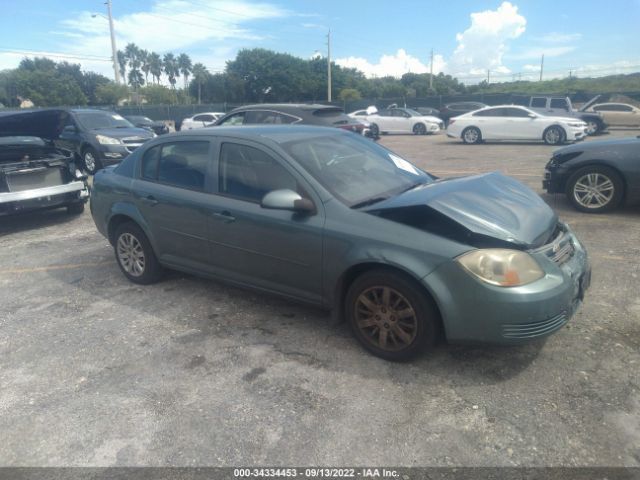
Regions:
[[105, 0, 120, 84]]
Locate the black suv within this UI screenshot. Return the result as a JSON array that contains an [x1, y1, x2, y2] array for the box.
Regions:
[[214, 104, 369, 136], [0, 109, 155, 174]]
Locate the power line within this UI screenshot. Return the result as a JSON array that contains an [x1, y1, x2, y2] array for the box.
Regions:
[[0, 47, 111, 61]]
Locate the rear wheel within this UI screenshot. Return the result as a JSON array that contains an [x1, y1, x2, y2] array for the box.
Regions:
[[370, 123, 380, 137], [566, 166, 624, 213], [345, 269, 439, 361], [461, 127, 482, 144], [413, 123, 427, 135], [543, 126, 565, 145], [66, 202, 85, 215], [114, 222, 163, 284]]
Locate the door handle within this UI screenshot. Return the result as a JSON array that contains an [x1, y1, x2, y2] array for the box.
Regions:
[[211, 211, 236, 223], [141, 195, 159, 206]]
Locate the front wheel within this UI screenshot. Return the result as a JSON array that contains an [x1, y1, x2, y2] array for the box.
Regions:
[[66, 202, 85, 215], [345, 269, 439, 361], [461, 127, 482, 144], [369, 123, 380, 137], [114, 222, 163, 284], [413, 123, 427, 135], [566, 166, 624, 213], [543, 126, 565, 145], [82, 147, 102, 175], [585, 119, 602, 135]]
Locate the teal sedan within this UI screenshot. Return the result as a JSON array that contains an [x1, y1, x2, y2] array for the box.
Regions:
[[90, 126, 590, 360]]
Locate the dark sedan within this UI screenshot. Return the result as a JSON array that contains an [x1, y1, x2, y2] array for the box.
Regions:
[[214, 103, 370, 136], [544, 136, 640, 213], [125, 115, 170, 135], [91, 126, 590, 361], [439, 102, 487, 125]]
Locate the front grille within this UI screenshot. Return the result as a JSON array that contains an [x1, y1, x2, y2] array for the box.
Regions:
[[121, 136, 146, 145], [534, 224, 575, 265], [502, 312, 568, 339], [6, 167, 64, 192]]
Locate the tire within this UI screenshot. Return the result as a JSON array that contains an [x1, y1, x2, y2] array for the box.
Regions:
[[413, 123, 427, 135], [113, 222, 163, 284], [461, 126, 482, 144], [585, 119, 602, 136], [565, 165, 624, 213], [543, 126, 565, 145], [82, 147, 103, 175], [66, 202, 85, 215], [370, 123, 380, 137], [345, 269, 439, 361]]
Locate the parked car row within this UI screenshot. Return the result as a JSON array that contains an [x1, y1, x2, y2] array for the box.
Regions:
[[348, 107, 443, 136]]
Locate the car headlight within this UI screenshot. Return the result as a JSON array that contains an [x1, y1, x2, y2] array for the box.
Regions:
[[95, 134, 121, 145], [457, 249, 544, 287], [568, 122, 585, 128]]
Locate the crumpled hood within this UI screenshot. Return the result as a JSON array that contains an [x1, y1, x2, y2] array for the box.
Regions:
[[367, 172, 558, 248]]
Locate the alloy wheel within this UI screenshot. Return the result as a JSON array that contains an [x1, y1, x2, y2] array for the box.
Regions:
[[573, 173, 615, 209], [545, 128, 561, 144], [354, 286, 418, 352], [463, 128, 479, 143], [84, 151, 96, 173], [117, 233, 146, 277], [585, 120, 598, 135]]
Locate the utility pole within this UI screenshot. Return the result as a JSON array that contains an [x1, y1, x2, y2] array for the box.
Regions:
[[327, 28, 332, 102], [429, 49, 434, 90], [105, 0, 120, 84], [487, 69, 490, 84], [539, 53, 544, 82]]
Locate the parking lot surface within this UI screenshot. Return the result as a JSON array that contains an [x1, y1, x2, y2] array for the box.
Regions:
[[1, 131, 639, 466]]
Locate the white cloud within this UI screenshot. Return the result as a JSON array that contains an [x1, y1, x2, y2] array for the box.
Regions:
[[536, 32, 582, 43], [448, 1, 526, 76], [336, 49, 446, 78], [522, 64, 540, 71], [1, 0, 292, 79], [507, 45, 577, 60]]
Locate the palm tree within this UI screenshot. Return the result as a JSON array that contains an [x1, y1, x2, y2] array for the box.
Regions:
[[139, 49, 150, 85], [116, 50, 127, 80], [191, 63, 208, 104], [163, 53, 178, 90], [177, 53, 193, 90], [148, 52, 162, 84]]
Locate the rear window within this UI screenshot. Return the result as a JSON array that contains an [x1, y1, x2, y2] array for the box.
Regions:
[[312, 108, 345, 117], [531, 98, 547, 108]]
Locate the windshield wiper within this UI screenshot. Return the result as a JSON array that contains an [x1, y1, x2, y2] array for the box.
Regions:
[[351, 196, 389, 209]]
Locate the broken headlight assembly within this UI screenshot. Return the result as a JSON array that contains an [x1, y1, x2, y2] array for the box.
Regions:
[[457, 249, 544, 287]]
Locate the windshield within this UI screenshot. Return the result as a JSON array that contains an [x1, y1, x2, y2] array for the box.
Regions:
[[280, 133, 433, 207], [76, 112, 134, 130]]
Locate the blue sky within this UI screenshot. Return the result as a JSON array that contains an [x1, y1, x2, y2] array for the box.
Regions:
[[1, 0, 639, 83]]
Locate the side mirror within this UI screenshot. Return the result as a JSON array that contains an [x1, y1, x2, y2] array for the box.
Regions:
[[62, 125, 77, 134], [261, 189, 314, 213]]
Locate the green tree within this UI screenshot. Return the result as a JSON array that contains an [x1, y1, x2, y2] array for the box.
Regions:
[[148, 52, 163, 84], [177, 53, 192, 90], [95, 82, 129, 105], [191, 62, 208, 104], [338, 88, 361, 101], [139, 49, 150, 85], [116, 50, 127, 80], [140, 84, 176, 104], [163, 53, 178, 90]]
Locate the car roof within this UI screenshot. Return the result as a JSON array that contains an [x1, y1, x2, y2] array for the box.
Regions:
[[228, 103, 343, 114], [152, 124, 353, 144]]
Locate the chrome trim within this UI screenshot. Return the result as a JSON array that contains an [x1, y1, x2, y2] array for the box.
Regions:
[[0, 181, 87, 203]]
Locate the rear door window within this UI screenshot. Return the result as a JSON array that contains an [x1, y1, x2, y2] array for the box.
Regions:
[[141, 141, 210, 191], [531, 98, 547, 108]]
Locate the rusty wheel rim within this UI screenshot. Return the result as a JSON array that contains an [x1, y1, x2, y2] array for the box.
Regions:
[[355, 286, 418, 352]]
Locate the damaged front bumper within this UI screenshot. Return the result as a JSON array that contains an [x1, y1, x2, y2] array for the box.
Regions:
[[0, 181, 89, 215]]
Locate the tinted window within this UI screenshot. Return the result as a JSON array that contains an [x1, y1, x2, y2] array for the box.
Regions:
[[219, 143, 299, 203], [504, 107, 531, 117], [531, 98, 547, 108], [193, 114, 214, 122], [595, 104, 632, 112], [473, 108, 505, 117], [141, 141, 209, 190], [218, 112, 245, 126], [244, 110, 298, 124], [377, 110, 392, 117], [391, 109, 409, 117], [550, 99, 568, 109]]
